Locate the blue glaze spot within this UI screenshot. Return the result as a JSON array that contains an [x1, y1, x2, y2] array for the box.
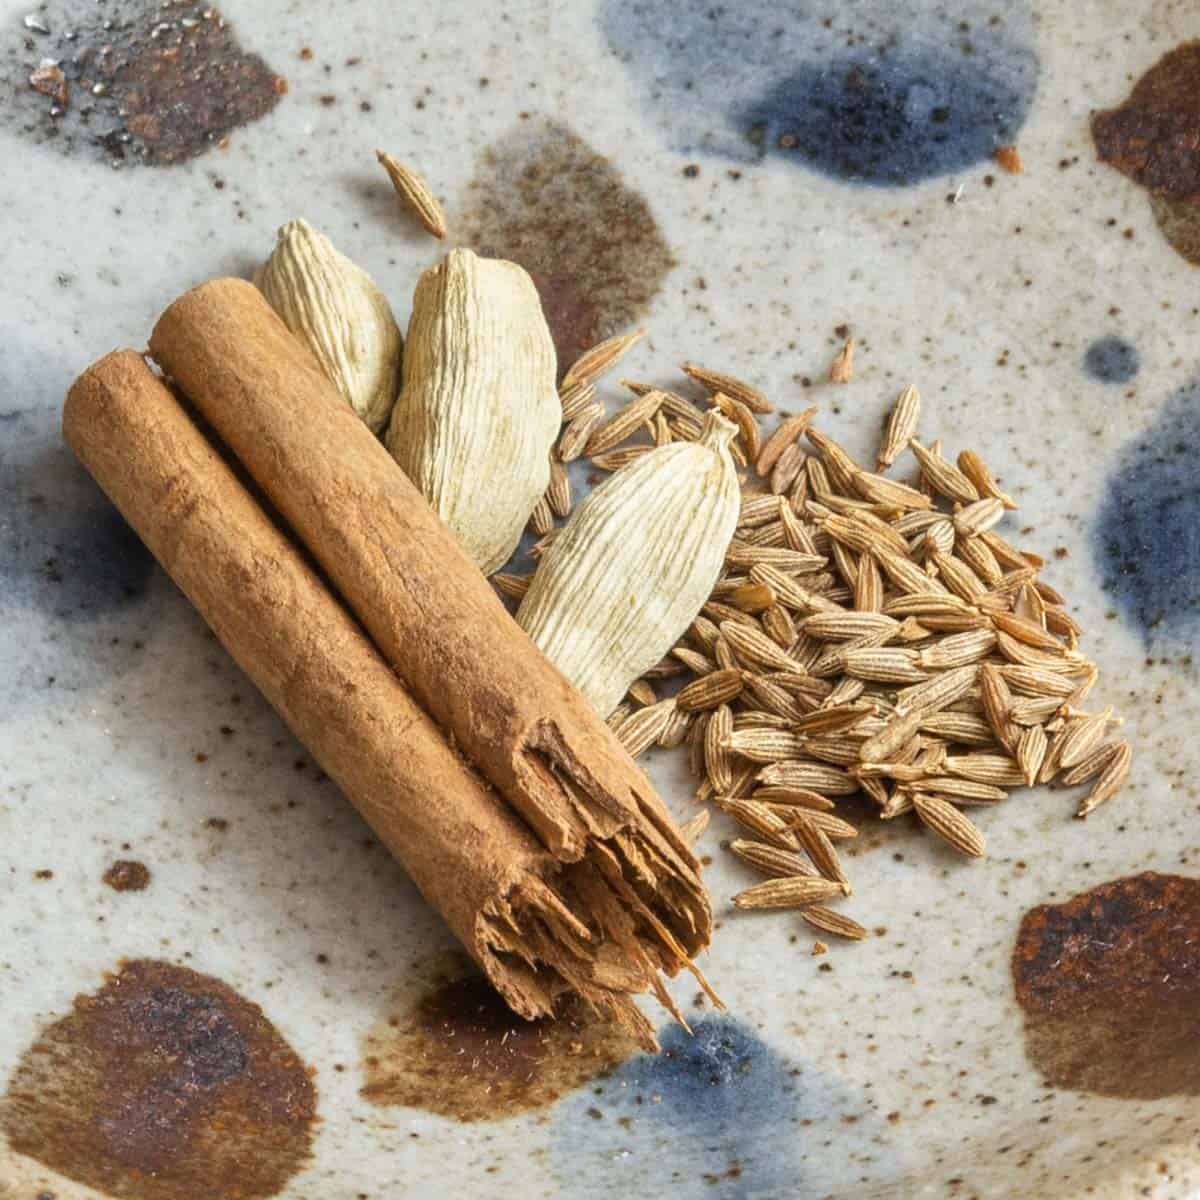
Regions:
[[600, 0, 1038, 185], [1096, 378, 1200, 646], [40, 494, 156, 619], [1083, 336, 1140, 385], [554, 1014, 893, 1198], [1, 409, 155, 620], [744, 51, 1032, 185]]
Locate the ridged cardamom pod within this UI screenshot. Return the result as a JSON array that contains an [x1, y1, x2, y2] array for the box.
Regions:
[[386, 248, 559, 574], [517, 412, 741, 716], [254, 218, 402, 433]]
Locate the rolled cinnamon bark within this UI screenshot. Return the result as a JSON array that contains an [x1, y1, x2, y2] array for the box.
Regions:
[[149, 279, 710, 979], [62, 351, 679, 1044]]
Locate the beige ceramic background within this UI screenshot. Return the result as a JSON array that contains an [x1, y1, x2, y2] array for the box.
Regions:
[[2, 0, 1198, 1196]]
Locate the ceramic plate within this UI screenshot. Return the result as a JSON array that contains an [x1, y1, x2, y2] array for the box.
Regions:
[[3, 1, 1199, 1197]]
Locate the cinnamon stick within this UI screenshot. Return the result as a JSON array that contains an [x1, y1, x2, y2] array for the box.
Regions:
[[61, 351, 685, 1044], [148, 279, 711, 978]]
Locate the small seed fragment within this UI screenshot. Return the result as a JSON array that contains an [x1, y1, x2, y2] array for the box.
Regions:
[[917, 776, 1008, 804], [1057, 740, 1123, 786], [721, 620, 807, 672], [733, 876, 844, 909], [1076, 740, 1132, 816], [751, 786, 836, 812], [802, 611, 900, 641], [682, 361, 774, 414], [491, 572, 532, 602], [590, 446, 653, 471], [729, 839, 818, 878], [1057, 707, 1115, 768], [758, 761, 859, 795], [375, 150, 447, 238], [528, 495, 554, 535], [615, 697, 677, 757], [762, 604, 797, 649], [728, 582, 776, 614], [770, 443, 808, 496], [705, 703, 735, 793], [546, 458, 572, 517], [852, 469, 933, 511], [841, 647, 928, 684], [712, 391, 762, 460], [908, 438, 980, 504], [585, 391, 665, 456], [800, 906, 868, 940], [556, 402, 604, 461], [559, 378, 598, 421], [953, 497, 1006, 537], [757, 408, 819, 474], [875, 386, 921, 471], [1016, 724, 1048, 786], [913, 793, 986, 857], [945, 754, 1026, 785], [719, 797, 800, 849], [790, 813, 851, 892], [679, 809, 709, 845], [828, 338, 855, 383], [958, 449, 1016, 509], [562, 330, 646, 388], [658, 705, 693, 749]]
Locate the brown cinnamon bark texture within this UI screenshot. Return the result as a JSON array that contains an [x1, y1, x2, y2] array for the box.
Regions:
[[148, 279, 710, 990], [63, 351, 715, 1042]]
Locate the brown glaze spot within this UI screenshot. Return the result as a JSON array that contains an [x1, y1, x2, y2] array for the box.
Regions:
[[457, 116, 677, 377], [360, 953, 639, 1121], [5, 1, 284, 166], [103, 858, 151, 892], [1149, 193, 1200, 265], [1092, 42, 1200, 264], [1012, 872, 1200, 1099], [1, 959, 315, 1199]]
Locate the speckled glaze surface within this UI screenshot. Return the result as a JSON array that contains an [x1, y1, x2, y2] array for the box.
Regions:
[[3, 1, 1200, 1197]]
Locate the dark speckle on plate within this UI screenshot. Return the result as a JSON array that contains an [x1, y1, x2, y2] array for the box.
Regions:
[[102, 858, 152, 892]]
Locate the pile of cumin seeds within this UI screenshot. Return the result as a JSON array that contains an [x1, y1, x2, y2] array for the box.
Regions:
[[493, 342, 1132, 939]]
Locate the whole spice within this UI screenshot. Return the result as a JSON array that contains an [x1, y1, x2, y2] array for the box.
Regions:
[[386, 248, 559, 573], [66, 348, 706, 1047], [255, 218, 402, 433], [147, 274, 711, 986], [375, 150, 448, 239], [517, 412, 740, 716], [733, 876, 844, 909], [828, 338, 855, 383]]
